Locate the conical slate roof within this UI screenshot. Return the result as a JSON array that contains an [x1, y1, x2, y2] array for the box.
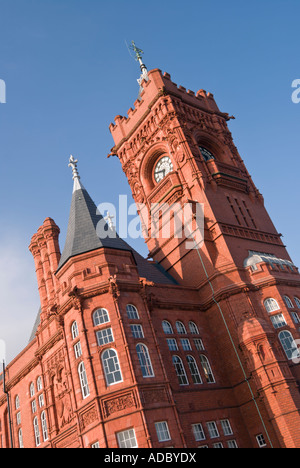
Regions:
[[57, 178, 132, 271], [57, 175, 176, 286]]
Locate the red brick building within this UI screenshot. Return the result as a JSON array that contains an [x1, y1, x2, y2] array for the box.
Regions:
[[1, 65, 300, 449]]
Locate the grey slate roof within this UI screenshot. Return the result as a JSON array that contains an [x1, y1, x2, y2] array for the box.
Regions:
[[28, 180, 176, 344]]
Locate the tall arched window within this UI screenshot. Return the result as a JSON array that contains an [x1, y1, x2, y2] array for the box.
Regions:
[[172, 356, 189, 385], [102, 349, 122, 386], [199, 355, 215, 383], [175, 321, 187, 335], [278, 331, 300, 360], [18, 429, 24, 449], [37, 376, 43, 392], [189, 321, 200, 335], [126, 304, 140, 320], [15, 395, 20, 410], [93, 308, 110, 326], [294, 297, 300, 309], [283, 296, 294, 309], [136, 344, 154, 378], [78, 362, 90, 399], [162, 321, 173, 335], [71, 321, 79, 340], [264, 298, 280, 313], [30, 382, 35, 398], [33, 417, 41, 447], [186, 355, 202, 384], [41, 411, 48, 442]]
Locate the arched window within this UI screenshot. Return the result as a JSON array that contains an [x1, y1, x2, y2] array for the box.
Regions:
[[30, 382, 35, 398], [78, 362, 90, 399], [264, 298, 280, 313], [37, 376, 43, 392], [71, 321, 79, 340], [33, 417, 41, 447], [41, 411, 48, 442], [162, 321, 173, 335], [278, 331, 300, 360], [18, 428, 24, 449], [15, 395, 20, 410], [186, 355, 202, 384], [102, 349, 122, 386], [283, 296, 294, 309], [175, 321, 187, 335], [136, 344, 154, 378], [189, 321, 200, 335], [172, 356, 189, 385], [294, 297, 300, 309], [126, 304, 140, 320], [199, 355, 215, 383], [93, 308, 110, 326]]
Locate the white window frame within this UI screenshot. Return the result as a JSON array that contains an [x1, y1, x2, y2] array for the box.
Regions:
[[294, 297, 300, 309], [180, 338, 192, 351], [38, 393, 45, 408], [117, 429, 138, 448], [192, 423, 206, 441], [102, 349, 123, 386], [130, 324, 144, 339], [78, 362, 90, 399], [270, 313, 287, 329], [207, 421, 219, 439], [166, 338, 178, 351], [194, 338, 205, 351], [15, 395, 20, 410], [220, 419, 233, 436], [33, 417, 41, 447], [136, 343, 155, 378], [283, 296, 294, 309], [30, 382, 35, 398], [256, 434, 267, 448], [172, 355, 189, 386], [264, 298, 280, 313], [37, 376, 43, 392], [74, 340, 83, 359], [96, 327, 114, 347], [16, 412, 21, 426], [162, 320, 173, 335], [18, 428, 24, 449], [175, 321, 187, 335], [278, 330, 300, 360], [71, 321, 79, 340], [126, 304, 140, 320], [199, 355, 215, 383], [155, 421, 171, 442], [189, 321, 200, 335], [93, 308, 110, 326], [41, 411, 48, 442], [186, 355, 202, 384]]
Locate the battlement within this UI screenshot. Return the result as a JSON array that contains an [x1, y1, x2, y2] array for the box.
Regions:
[[109, 68, 222, 148]]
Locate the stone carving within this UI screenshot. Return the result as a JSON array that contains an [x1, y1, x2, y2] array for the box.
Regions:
[[104, 393, 136, 417], [79, 405, 98, 431]]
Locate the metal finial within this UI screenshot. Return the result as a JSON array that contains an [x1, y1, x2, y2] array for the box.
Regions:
[[69, 155, 80, 180], [129, 40, 149, 99]]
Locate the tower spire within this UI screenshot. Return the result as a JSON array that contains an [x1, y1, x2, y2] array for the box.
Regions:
[[69, 155, 84, 192], [130, 40, 149, 99]]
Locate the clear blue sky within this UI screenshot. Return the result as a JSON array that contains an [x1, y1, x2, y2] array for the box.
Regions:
[[0, 0, 299, 361]]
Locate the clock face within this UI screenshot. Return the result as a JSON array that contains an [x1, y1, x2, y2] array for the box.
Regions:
[[154, 156, 174, 183], [199, 146, 215, 162]]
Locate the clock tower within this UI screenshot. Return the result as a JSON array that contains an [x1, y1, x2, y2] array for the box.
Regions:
[[109, 63, 300, 448]]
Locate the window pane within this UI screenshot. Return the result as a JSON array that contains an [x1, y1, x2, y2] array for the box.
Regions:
[[176, 321, 187, 334], [270, 313, 287, 329], [96, 328, 114, 346], [130, 324, 144, 338], [93, 308, 110, 326], [126, 305, 139, 320], [187, 356, 202, 384], [102, 349, 122, 385], [155, 422, 171, 442], [172, 356, 189, 385], [162, 321, 173, 335], [117, 429, 138, 448], [136, 344, 154, 378], [167, 338, 178, 351]]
